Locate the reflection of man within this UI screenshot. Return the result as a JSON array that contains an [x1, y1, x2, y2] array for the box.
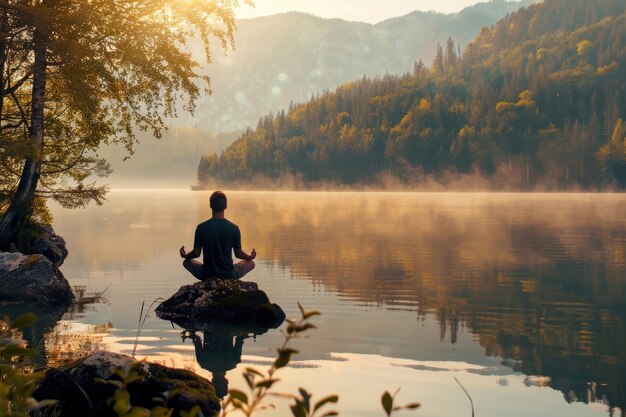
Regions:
[[183, 330, 247, 399], [180, 191, 256, 280]]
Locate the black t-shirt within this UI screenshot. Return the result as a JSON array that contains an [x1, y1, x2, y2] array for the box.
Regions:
[[193, 218, 241, 278]]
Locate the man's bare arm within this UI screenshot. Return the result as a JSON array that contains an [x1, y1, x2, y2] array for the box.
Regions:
[[180, 246, 201, 259], [234, 247, 256, 261]]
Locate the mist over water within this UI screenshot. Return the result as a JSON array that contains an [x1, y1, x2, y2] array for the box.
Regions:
[[33, 190, 626, 417]]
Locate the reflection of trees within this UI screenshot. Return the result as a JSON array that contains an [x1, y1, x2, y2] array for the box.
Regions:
[[427, 263, 626, 414], [51, 192, 626, 411], [0, 290, 111, 368], [0, 302, 69, 367], [231, 193, 626, 412], [44, 321, 112, 368]]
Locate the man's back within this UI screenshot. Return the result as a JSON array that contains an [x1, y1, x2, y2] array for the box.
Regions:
[[194, 218, 241, 278], [181, 190, 255, 280]]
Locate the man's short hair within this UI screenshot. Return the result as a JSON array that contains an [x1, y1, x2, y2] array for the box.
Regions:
[[210, 191, 227, 212]]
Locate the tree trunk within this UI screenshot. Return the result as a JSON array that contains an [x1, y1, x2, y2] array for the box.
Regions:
[[0, 6, 8, 118], [0, 28, 47, 250]]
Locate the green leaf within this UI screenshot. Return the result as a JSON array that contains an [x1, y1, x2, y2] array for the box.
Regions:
[[382, 391, 393, 417], [287, 323, 317, 334], [298, 302, 306, 318], [290, 403, 307, 417], [243, 372, 255, 389], [125, 371, 144, 385], [0, 364, 15, 372], [313, 395, 339, 412], [274, 354, 290, 369], [303, 310, 321, 319], [228, 389, 248, 404], [320, 412, 339, 417], [111, 389, 131, 416], [29, 399, 57, 410], [402, 402, 421, 410], [151, 396, 166, 405], [0, 345, 33, 358], [125, 406, 149, 417], [255, 378, 280, 389], [9, 313, 37, 329], [97, 378, 124, 389], [298, 388, 311, 413], [149, 405, 173, 417], [274, 348, 299, 369], [116, 367, 129, 379], [245, 367, 265, 377]]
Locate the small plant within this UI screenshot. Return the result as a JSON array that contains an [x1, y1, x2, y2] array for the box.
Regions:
[[381, 389, 421, 417], [132, 298, 165, 358], [220, 303, 334, 417], [2, 307, 422, 417], [0, 313, 55, 417], [98, 359, 203, 417], [220, 303, 421, 417]]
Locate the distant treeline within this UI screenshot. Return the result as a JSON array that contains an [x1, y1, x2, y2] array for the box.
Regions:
[[197, 0, 626, 189]]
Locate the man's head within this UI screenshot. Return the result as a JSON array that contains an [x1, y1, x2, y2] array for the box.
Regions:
[[210, 191, 227, 213]]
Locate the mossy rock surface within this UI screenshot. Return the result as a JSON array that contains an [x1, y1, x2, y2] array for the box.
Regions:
[[156, 279, 284, 327], [33, 350, 220, 417], [0, 251, 74, 304], [20, 222, 68, 267]]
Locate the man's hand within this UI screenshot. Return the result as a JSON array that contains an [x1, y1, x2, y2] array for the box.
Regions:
[[180, 246, 187, 258]]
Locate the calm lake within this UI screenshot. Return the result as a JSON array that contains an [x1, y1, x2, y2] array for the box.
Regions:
[[21, 191, 626, 416]]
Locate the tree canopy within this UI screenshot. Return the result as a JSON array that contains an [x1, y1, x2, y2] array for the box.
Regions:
[[0, 0, 245, 248]]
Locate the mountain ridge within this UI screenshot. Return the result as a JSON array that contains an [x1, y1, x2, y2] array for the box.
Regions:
[[197, 0, 626, 190], [102, 0, 532, 186]]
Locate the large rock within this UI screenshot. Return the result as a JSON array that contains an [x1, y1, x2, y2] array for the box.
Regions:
[[33, 350, 220, 417], [21, 222, 68, 267], [0, 251, 74, 304], [156, 279, 285, 327]]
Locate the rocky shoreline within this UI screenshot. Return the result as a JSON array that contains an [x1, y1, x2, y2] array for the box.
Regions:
[[156, 278, 286, 328], [0, 223, 74, 304], [1, 223, 286, 416], [34, 350, 221, 417]]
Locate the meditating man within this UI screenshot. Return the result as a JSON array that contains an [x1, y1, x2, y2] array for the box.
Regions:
[[180, 191, 256, 280]]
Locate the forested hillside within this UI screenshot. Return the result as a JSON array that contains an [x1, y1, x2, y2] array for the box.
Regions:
[[102, 1, 528, 187], [195, 0, 531, 132], [197, 0, 626, 189]]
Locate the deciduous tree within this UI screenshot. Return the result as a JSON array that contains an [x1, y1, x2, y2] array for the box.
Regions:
[[0, 0, 244, 249]]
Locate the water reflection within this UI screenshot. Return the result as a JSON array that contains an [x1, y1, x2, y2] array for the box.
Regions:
[[230, 193, 626, 412], [0, 289, 111, 368], [49, 191, 626, 415], [179, 319, 284, 399], [183, 327, 247, 398]]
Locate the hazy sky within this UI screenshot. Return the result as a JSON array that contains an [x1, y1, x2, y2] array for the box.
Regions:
[[235, 0, 524, 23]]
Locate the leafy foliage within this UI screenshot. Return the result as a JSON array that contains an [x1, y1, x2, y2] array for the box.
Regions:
[[381, 390, 420, 417], [0, 314, 55, 417], [219, 303, 334, 417], [99, 360, 203, 417], [220, 303, 420, 417], [1, 308, 421, 417], [0, 0, 246, 247]]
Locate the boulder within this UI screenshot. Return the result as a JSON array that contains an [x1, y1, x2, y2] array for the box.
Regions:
[[33, 350, 220, 417], [156, 279, 285, 327], [0, 251, 74, 304], [21, 222, 68, 267]]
